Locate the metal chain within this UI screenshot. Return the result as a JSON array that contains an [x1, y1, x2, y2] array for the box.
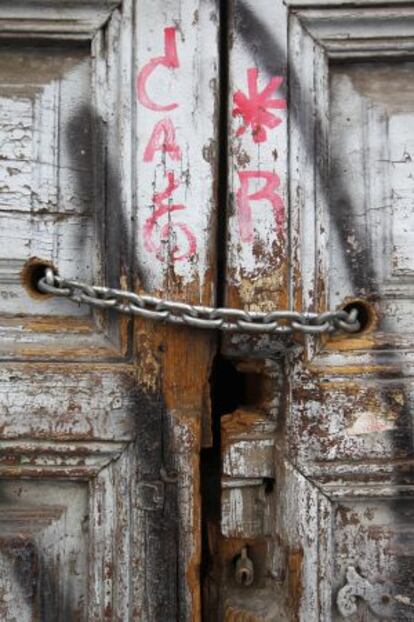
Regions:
[[38, 268, 360, 335]]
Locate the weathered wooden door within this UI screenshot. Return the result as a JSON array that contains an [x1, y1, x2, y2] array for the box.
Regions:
[[202, 1, 414, 621], [2, 0, 414, 621], [0, 1, 219, 620]]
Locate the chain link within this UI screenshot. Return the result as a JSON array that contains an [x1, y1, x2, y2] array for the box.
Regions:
[[37, 268, 360, 335]]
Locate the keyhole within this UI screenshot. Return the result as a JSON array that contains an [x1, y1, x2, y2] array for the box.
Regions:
[[239, 569, 250, 585]]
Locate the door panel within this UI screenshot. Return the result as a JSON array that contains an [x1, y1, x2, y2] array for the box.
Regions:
[[0, 444, 136, 621], [0, 1, 219, 620], [210, 2, 414, 621], [0, 480, 88, 621], [290, 5, 414, 621], [0, 3, 126, 360], [288, 6, 414, 619], [329, 59, 414, 336], [0, 41, 94, 316]]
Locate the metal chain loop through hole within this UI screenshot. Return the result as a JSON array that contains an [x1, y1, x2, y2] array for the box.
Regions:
[[21, 257, 58, 299], [342, 300, 375, 334], [34, 267, 362, 336]]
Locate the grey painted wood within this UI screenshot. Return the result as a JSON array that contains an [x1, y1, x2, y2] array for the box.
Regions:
[[217, 2, 414, 621], [0, 1, 219, 620]]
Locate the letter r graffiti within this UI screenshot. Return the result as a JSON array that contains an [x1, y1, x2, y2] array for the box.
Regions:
[[236, 171, 285, 243]]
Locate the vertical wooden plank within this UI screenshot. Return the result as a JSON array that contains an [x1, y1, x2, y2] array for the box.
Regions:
[[226, 0, 289, 314], [135, 0, 219, 298], [219, 2, 291, 618], [104, 0, 134, 350], [112, 447, 133, 622], [289, 15, 330, 339], [133, 1, 219, 619], [92, 0, 134, 350], [89, 468, 108, 621]]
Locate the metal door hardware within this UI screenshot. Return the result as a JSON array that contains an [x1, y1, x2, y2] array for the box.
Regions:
[[337, 566, 394, 618], [37, 268, 360, 336], [235, 547, 255, 586]]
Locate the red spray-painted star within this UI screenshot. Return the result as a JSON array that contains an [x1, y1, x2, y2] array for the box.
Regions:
[[232, 68, 286, 143]]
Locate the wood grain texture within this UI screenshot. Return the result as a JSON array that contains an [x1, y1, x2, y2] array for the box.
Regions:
[[285, 5, 414, 620], [133, 1, 219, 619], [0, 2, 133, 359], [225, 0, 289, 315], [0, 1, 218, 620], [0, 1, 120, 36], [216, 3, 414, 621]]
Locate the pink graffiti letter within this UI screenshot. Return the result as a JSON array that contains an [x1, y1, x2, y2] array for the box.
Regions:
[[143, 118, 182, 162], [137, 27, 179, 111], [236, 171, 285, 243], [233, 68, 286, 143], [144, 172, 197, 262]]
